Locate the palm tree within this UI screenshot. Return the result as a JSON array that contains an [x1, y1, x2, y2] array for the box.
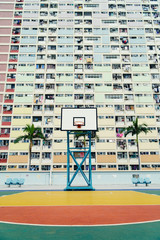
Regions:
[[75, 131, 87, 148], [122, 117, 151, 170], [14, 124, 46, 170], [74, 131, 99, 147], [74, 131, 99, 170]]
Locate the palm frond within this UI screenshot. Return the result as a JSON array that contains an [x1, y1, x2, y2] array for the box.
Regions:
[[14, 124, 45, 143], [123, 117, 152, 138], [14, 135, 28, 144], [23, 124, 31, 133], [74, 130, 99, 140], [122, 126, 135, 137], [138, 126, 151, 134], [74, 131, 86, 139], [34, 132, 46, 140], [34, 127, 46, 139]]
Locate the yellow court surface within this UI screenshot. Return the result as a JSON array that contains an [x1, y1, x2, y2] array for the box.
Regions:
[[0, 191, 160, 206]]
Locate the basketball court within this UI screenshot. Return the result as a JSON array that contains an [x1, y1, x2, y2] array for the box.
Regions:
[[1, 108, 159, 239], [0, 189, 160, 240]]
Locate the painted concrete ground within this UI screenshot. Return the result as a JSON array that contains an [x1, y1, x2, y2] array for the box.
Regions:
[[0, 190, 160, 240]]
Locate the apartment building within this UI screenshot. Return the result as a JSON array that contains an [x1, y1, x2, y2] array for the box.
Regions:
[[0, 0, 160, 172]]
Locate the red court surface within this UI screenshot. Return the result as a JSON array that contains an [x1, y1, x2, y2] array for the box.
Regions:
[[0, 205, 160, 226]]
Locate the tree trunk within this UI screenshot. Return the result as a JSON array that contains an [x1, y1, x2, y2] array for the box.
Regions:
[[136, 135, 141, 170], [29, 141, 32, 171]]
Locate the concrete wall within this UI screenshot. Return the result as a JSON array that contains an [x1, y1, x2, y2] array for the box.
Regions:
[[0, 171, 160, 186]]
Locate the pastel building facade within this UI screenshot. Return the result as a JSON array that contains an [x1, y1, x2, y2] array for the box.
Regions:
[[0, 0, 160, 172]]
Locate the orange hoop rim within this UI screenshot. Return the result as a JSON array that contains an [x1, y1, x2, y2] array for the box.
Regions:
[[74, 121, 84, 128]]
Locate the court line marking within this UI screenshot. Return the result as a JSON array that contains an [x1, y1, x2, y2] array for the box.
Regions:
[[0, 204, 160, 207], [0, 189, 160, 192], [0, 219, 159, 227]]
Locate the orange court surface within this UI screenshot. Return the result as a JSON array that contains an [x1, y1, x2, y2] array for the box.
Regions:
[[0, 189, 160, 240]]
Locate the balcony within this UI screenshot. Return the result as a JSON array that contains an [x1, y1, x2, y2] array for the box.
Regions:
[[117, 140, 127, 150], [0, 140, 9, 150], [32, 145, 41, 151], [32, 117, 42, 127], [128, 140, 137, 150], [9, 56, 18, 62], [115, 116, 125, 125], [0, 129, 10, 138], [8, 68, 17, 72], [45, 95, 54, 104], [114, 105, 124, 114], [0, 158, 7, 163], [113, 84, 123, 92], [129, 153, 139, 163], [12, 29, 21, 35], [44, 130, 53, 139], [125, 105, 135, 113], [4, 92, 13, 101], [8, 64, 17, 72], [44, 106, 54, 114], [0, 134, 10, 138], [124, 94, 134, 102], [43, 140, 52, 150], [85, 94, 94, 103], [44, 117, 53, 126], [3, 107, 12, 114], [74, 94, 83, 103], [15, 3, 23, 9], [2, 121, 11, 126], [14, 12, 22, 18], [47, 64, 55, 72], [4, 99, 14, 104], [11, 37, 20, 44], [0, 145, 8, 150], [13, 20, 22, 26], [10, 46, 19, 53], [6, 88, 15, 93], [7, 75, 16, 82]]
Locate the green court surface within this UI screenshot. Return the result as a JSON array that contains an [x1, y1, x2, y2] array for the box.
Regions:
[[135, 190, 160, 196], [0, 191, 24, 197], [0, 222, 160, 240]]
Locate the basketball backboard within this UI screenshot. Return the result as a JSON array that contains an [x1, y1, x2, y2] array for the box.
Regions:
[[61, 108, 98, 131]]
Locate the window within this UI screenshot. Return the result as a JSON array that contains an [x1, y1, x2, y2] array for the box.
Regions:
[[107, 152, 116, 155], [31, 152, 40, 159], [8, 165, 17, 169], [19, 165, 27, 169], [20, 152, 28, 155], [105, 94, 123, 99], [97, 152, 105, 155], [41, 165, 51, 171], [9, 152, 18, 156], [0, 153, 8, 159], [2, 117, 11, 122], [108, 165, 116, 168]]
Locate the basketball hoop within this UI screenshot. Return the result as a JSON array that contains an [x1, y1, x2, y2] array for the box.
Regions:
[[74, 121, 84, 129], [61, 108, 97, 131]]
